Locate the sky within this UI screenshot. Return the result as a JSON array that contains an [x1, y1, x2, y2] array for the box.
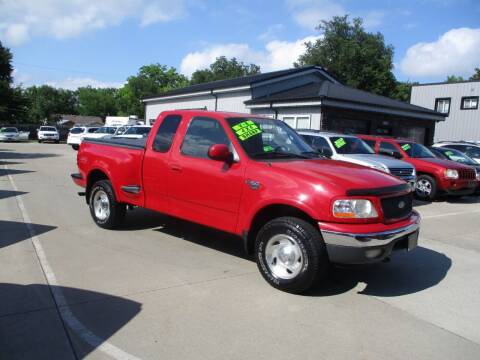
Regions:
[[1, 0, 479, 90]]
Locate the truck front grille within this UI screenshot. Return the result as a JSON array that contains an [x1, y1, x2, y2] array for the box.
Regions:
[[458, 168, 476, 180], [389, 167, 415, 179], [381, 193, 413, 221]]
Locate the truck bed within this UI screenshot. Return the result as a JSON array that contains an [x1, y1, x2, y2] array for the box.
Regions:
[[82, 137, 146, 150]]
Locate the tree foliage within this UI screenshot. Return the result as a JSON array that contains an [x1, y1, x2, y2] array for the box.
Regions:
[[391, 81, 418, 103], [190, 56, 261, 85], [446, 75, 464, 83], [77, 87, 118, 118], [296, 16, 396, 97], [117, 64, 188, 117], [469, 68, 480, 81], [23, 85, 77, 123]]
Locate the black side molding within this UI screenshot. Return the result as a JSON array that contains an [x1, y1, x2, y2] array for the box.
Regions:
[[346, 183, 410, 197], [71, 173, 83, 180], [121, 185, 141, 194]]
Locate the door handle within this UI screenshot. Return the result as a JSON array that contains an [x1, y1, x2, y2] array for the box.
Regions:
[[169, 163, 182, 172]]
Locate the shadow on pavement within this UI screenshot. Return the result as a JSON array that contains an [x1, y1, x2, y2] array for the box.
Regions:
[[444, 195, 480, 204], [0, 189, 28, 200], [0, 150, 59, 160], [0, 220, 56, 249], [310, 246, 451, 297], [0, 168, 34, 177], [0, 283, 142, 360], [0, 160, 23, 166]]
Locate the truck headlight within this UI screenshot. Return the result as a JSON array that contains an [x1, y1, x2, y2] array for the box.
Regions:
[[475, 169, 480, 181], [333, 199, 378, 219], [444, 169, 459, 179]]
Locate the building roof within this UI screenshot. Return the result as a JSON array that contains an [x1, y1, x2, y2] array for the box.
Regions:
[[143, 66, 337, 101], [245, 81, 444, 119], [411, 79, 480, 87]]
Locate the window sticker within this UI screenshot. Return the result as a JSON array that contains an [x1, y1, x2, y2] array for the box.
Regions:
[[445, 151, 454, 156], [334, 138, 346, 148], [232, 120, 262, 141], [263, 145, 274, 152], [401, 144, 411, 151]]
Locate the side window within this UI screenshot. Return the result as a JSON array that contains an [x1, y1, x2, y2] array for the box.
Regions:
[[363, 139, 376, 149], [312, 137, 333, 157], [152, 115, 182, 153], [181, 117, 230, 159], [380, 141, 402, 157]]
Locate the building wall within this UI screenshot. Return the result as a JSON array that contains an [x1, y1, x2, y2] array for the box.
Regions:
[[216, 90, 251, 113], [411, 81, 480, 142], [250, 106, 322, 130]]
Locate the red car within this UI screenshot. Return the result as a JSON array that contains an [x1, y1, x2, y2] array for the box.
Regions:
[[72, 110, 420, 293], [359, 135, 477, 201]]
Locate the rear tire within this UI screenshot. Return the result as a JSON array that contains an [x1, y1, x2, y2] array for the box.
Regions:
[[89, 180, 126, 229], [72, 144, 79, 150], [38, 140, 42, 143], [255, 217, 329, 293], [415, 174, 437, 201]]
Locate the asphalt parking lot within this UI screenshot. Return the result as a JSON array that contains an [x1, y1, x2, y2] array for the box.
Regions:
[[1, 142, 480, 360]]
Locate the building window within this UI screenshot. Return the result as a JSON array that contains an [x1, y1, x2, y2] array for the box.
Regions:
[[434, 98, 451, 115], [280, 115, 311, 129], [461, 96, 479, 110]]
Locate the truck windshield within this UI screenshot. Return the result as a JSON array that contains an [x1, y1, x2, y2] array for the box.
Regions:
[[226, 117, 318, 159], [329, 136, 374, 154], [40, 127, 56, 132], [399, 142, 435, 158]]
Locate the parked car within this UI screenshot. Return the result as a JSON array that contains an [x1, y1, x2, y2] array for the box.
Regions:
[[114, 125, 152, 139], [37, 126, 60, 143], [0, 127, 20, 142], [429, 146, 480, 194], [72, 110, 420, 293], [299, 131, 416, 188], [83, 126, 121, 140], [432, 141, 480, 164], [359, 135, 477, 201], [67, 126, 100, 150]]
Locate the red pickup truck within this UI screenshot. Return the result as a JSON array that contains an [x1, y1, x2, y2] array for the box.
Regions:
[[72, 110, 420, 293], [359, 135, 478, 201]]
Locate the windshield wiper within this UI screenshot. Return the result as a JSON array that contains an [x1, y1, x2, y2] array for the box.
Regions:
[[253, 151, 311, 159]]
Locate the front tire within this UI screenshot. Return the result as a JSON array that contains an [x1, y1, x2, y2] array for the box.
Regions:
[[415, 174, 437, 201], [38, 139, 42, 143], [72, 144, 79, 150], [89, 180, 126, 229], [255, 217, 329, 293]]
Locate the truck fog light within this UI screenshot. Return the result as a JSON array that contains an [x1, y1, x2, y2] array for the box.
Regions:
[[365, 249, 383, 259]]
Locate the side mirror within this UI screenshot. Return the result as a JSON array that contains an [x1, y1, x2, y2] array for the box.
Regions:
[[208, 144, 232, 162], [317, 147, 332, 158], [393, 152, 403, 159]]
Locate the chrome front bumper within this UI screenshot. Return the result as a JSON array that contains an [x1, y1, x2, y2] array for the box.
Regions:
[[320, 219, 420, 264]]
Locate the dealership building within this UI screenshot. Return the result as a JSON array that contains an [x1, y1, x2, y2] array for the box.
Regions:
[[143, 66, 445, 144], [410, 80, 480, 142]]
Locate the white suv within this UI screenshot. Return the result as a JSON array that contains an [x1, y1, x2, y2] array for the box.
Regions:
[[67, 126, 100, 150], [37, 126, 59, 143]]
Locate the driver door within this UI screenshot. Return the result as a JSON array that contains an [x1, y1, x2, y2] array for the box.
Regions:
[[168, 116, 245, 233]]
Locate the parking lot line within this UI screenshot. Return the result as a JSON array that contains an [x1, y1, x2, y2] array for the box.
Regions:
[[422, 210, 480, 219], [5, 165, 142, 360]]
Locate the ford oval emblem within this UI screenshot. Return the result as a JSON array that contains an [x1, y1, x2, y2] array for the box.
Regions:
[[398, 201, 406, 209]]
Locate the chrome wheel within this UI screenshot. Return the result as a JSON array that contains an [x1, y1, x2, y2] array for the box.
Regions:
[[93, 190, 110, 221], [416, 179, 432, 196], [265, 234, 303, 280]]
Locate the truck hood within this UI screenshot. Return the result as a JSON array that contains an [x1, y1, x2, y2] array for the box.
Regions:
[[413, 157, 473, 170], [268, 159, 403, 193], [338, 154, 413, 170]]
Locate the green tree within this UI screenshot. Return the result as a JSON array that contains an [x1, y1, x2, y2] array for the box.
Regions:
[[469, 68, 480, 81], [296, 16, 396, 97], [190, 56, 261, 85], [0, 41, 27, 123], [117, 64, 188, 117], [23, 85, 77, 123], [446, 75, 464, 83], [77, 87, 118, 118], [391, 81, 419, 103]]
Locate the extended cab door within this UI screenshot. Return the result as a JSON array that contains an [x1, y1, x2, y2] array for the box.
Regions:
[[143, 114, 183, 213], [167, 116, 245, 233]]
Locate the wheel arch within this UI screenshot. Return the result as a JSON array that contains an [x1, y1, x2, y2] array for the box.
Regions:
[[86, 169, 110, 204], [244, 203, 318, 255]]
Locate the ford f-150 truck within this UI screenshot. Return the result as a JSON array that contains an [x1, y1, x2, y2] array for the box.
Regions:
[[72, 110, 420, 293]]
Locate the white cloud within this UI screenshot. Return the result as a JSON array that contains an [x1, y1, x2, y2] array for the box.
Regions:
[[0, 0, 185, 46], [287, 0, 345, 29], [400, 28, 480, 78], [179, 36, 320, 77], [46, 77, 125, 90]]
